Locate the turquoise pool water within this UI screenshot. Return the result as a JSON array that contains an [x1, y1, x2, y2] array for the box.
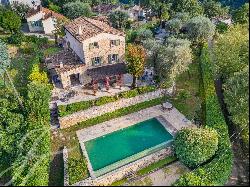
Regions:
[[84, 118, 173, 175]]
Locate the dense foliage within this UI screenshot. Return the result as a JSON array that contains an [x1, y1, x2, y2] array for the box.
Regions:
[[108, 10, 129, 29], [186, 16, 215, 45], [0, 9, 21, 33], [214, 24, 249, 149], [174, 45, 233, 186], [63, 2, 93, 19], [0, 39, 52, 185], [232, 3, 249, 24], [174, 128, 218, 168]]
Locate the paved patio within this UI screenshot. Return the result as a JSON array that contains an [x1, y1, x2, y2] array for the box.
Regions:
[[125, 161, 189, 186], [52, 71, 155, 106]]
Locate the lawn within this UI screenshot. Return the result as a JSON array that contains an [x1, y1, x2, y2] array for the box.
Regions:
[[168, 62, 203, 125]]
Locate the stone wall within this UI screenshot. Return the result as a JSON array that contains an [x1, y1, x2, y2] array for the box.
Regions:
[[59, 89, 169, 129], [63, 147, 69, 186], [73, 147, 173, 186]]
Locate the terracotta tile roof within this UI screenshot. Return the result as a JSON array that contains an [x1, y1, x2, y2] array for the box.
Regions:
[[26, 5, 65, 20], [64, 17, 125, 42], [45, 49, 85, 73], [92, 4, 120, 14]]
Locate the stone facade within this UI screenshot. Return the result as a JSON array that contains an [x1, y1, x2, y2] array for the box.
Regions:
[[64, 32, 125, 66]]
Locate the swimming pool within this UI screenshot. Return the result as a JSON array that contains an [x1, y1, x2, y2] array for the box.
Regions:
[[84, 118, 173, 177]]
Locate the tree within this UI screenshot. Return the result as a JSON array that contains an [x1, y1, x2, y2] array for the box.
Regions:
[[53, 17, 69, 45], [224, 67, 249, 149], [136, 27, 153, 41], [202, 0, 229, 18], [143, 38, 161, 69], [126, 44, 146, 88], [174, 128, 218, 168], [167, 18, 183, 34], [108, 10, 129, 29], [214, 24, 249, 79], [172, 0, 204, 17], [0, 10, 21, 33], [158, 37, 192, 91], [232, 3, 249, 24], [186, 16, 215, 45], [11, 2, 31, 21], [48, 2, 62, 13], [63, 2, 92, 19]]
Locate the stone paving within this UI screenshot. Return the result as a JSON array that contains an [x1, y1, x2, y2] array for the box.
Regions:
[[125, 161, 189, 186], [52, 72, 154, 106], [59, 89, 170, 129]]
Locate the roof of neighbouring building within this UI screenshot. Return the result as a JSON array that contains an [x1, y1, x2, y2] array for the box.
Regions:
[[26, 5, 65, 20], [86, 63, 127, 79], [64, 17, 125, 42], [92, 4, 120, 14]]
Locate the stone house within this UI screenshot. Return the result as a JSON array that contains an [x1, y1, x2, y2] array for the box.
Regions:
[[46, 17, 127, 90], [26, 5, 65, 34]]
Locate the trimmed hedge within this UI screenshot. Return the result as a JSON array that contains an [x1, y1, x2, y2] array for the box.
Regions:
[[58, 86, 157, 117], [68, 157, 88, 185], [174, 45, 233, 186], [174, 128, 218, 168]]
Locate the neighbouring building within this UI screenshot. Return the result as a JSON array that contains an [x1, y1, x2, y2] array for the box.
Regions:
[[127, 5, 146, 21], [1, 0, 41, 7], [92, 3, 121, 15], [26, 5, 65, 34], [45, 17, 126, 91], [211, 15, 232, 25]]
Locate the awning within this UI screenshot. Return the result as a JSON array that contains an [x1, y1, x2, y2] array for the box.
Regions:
[[86, 63, 127, 80]]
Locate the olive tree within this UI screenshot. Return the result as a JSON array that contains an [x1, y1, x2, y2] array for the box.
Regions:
[[186, 16, 215, 45]]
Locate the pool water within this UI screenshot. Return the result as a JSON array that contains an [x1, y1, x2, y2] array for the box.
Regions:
[[84, 118, 173, 173]]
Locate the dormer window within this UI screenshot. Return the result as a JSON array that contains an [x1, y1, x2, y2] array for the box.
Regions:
[[110, 40, 120, 47], [89, 42, 99, 50]]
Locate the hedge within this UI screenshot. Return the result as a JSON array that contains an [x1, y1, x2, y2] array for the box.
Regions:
[[58, 85, 157, 117], [174, 45, 233, 186], [174, 128, 218, 168]]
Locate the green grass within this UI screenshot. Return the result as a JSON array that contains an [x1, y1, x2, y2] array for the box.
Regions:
[[168, 62, 203, 124], [43, 46, 62, 57], [111, 178, 128, 186], [136, 156, 177, 176]]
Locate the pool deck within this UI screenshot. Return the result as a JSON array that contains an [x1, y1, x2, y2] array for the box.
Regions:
[[76, 105, 196, 184]]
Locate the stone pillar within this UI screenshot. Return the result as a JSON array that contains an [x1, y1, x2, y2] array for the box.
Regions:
[[105, 76, 110, 91]]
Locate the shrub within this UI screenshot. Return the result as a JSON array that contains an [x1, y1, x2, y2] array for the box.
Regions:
[[118, 89, 139, 98], [95, 95, 118, 106], [174, 128, 218, 168], [137, 85, 156, 94], [7, 31, 24, 45], [174, 45, 233, 186]]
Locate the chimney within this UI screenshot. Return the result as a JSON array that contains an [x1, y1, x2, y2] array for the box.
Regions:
[[78, 25, 83, 35], [60, 62, 63, 68]]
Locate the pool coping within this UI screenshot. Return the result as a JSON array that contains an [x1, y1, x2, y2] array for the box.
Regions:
[[77, 110, 179, 179]]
